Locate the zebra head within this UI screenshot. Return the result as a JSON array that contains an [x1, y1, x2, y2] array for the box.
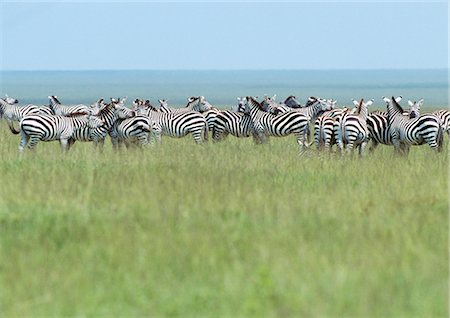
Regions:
[[198, 96, 214, 112], [86, 113, 105, 129], [244, 96, 264, 115], [318, 98, 336, 112], [407, 99, 423, 119], [262, 95, 281, 114], [111, 97, 128, 108], [283, 95, 302, 108], [305, 97, 319, 108], [186, 96, 213, 112], [385, 96, 406, 119], [89, 98, 106, 115], [231, 97, 246, 112], [4, 94, 18, 104], [113, 101, 136, 119], [159, 99, 169, 109]]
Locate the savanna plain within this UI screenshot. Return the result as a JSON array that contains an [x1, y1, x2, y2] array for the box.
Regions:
[[0, 124, 448, 316]]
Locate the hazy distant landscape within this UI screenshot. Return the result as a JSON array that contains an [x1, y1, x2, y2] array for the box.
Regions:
[[1, 69, 447, 107]]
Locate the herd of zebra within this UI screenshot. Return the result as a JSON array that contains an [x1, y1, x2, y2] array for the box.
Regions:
[[0, 93, 448, 156]]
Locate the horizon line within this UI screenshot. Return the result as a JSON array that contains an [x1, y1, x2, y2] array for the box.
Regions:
[[0, 68, 448, 72]]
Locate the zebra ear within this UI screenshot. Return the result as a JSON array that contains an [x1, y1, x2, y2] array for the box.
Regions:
[[365, 100, 373, 107], [408, 100, 414, 107], [382, 96, 390, 103], [395, 96, 402, 103], [352, 99, 359, 106], [272, 94, 277, 101], [188, 96, 196, 103], [418, 98, 424, 106]]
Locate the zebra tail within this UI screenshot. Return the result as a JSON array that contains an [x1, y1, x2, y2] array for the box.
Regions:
[[437, 124, 444, 151], [202, 121, 208, 141], [8, 121, 20, 134]]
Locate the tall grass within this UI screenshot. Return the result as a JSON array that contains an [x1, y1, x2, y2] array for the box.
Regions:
[[0, 125, 448, 316]]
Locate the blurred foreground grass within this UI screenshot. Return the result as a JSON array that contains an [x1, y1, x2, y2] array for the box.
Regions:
[[0, 125, 448, 316]]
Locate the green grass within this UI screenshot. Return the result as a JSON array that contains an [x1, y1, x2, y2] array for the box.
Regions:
[[0, 125, 448, 317]]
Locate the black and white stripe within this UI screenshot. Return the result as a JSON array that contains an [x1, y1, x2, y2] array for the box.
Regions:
[[19, 113, 104, 152], [135, 100, 207, 144], [334, 99, 372, 156], [386, 96, 443, 154], [48, 95, 90, 116], [244, 96, 311, 151]]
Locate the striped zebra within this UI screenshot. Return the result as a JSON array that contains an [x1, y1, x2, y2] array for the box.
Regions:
[[243, 96, 314, 151], [211, 105, 259, 143], [405, 99, 450, 137], [432, 109, 450, 137], [386, 96, 443, 154], [68, 98, 136, 149], [335, 99, 372, 156], [19, 113, 104, 153], [48, 95, 90, 116], [158, 97, 214, 140], [367, 97, 427, 152], [267, 96, 335, 145], [314, 106, 356, 151], [0, 96, 52, 134], [315, 107, 354, 152], [135, 99, 207, 144]]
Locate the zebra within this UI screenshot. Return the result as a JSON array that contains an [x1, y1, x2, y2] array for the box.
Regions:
[[48, 95, 90, 116], [243, 96, 314, 151], [432, 109, 450, 137], [134, 99, 207, 144], [211, 99, 260, 143], [385, 96, 443, 154], [0, 96, 52, 134], [402, 98, 450, 138], [366, 97, 428, 153], [18, 112, 104, 153], [314, 106, 356, 151], [68, 97, 136, 149], [369, 96, 403, 117], [334, 99, 373, 156]]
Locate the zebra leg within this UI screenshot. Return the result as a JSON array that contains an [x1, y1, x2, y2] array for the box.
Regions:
[[27, 137, 41, 151], [18, 130, 29, 154], [67, 138, 76, 151], [368, 140, 379, 153], [59, 138, 69, 152], [346, 141, 354, 156], [359, 141, 368, 157], [192, 129, 203, 144]]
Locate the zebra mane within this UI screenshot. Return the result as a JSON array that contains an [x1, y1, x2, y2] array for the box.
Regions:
[[65, 111, 89, 117], [97, 102, 114, 116], [356, 99, 364, 115], [247, 96, 262, 109], [391, 96, 405, 114], [50, 96, 61, 104]]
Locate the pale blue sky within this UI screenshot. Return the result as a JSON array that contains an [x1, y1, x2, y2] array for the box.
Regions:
[[1, 2, 448, 70]]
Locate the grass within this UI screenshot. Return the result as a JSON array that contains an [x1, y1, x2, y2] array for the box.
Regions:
[[0, 124, 448, 317]]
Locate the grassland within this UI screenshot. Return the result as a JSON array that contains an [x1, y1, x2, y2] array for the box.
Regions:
[[0, 124, 448, 317]]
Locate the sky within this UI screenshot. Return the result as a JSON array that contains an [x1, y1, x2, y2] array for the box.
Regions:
[[0, 1, 448, 70]]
